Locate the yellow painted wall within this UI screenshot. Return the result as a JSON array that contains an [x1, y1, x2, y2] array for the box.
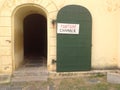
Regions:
[[13, 9, 24, 69], [0, 0, 119, 74], [118, 10, 120, 68]]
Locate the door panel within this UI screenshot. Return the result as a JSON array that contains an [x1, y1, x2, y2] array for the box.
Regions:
[[57, 5, 92, 72]]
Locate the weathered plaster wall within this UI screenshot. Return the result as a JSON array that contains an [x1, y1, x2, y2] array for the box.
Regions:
[[14, 9, 24, 69], [0, 0, 119, 74], [89, 0, 120, 69]]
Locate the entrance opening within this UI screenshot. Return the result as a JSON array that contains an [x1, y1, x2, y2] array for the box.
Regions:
[[23, 14, 47, 67]]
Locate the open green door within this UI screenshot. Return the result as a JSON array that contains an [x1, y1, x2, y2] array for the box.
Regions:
[[57, 5, 92, 72]]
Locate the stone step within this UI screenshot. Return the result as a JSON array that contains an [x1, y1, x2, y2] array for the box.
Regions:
[[12, 68, 49, 82], [15, 67, 47, 71], [11, 76, 48, 82], [13, 70, 48, 73], [12, 67, 48, 77], [12, 72, 49, 77]]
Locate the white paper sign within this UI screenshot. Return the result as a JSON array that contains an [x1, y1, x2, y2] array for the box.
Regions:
[[57, 23, 80, 34]]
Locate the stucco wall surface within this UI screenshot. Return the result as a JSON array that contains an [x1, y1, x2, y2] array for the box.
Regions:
[[0, 0, 119, 74]]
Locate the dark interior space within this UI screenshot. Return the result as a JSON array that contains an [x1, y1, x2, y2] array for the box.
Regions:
[[23, 14, 47, 65]]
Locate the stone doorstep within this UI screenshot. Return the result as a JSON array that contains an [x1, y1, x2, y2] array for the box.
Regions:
[[0, 74, 11, 84], [11, 72, 49, 82], [49, 70, 109, 79], [11, 76, 48, 82], [13, 71, 49, 76]]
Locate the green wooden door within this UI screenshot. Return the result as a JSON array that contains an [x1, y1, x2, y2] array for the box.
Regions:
[[57, 5, 92, 72]]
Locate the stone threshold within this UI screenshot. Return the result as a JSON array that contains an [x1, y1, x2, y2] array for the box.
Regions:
[[49, 70, 119, 79]]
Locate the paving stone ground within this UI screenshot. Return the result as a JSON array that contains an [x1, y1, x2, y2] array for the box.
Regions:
[[0, 82, 48, 90], [0, 55, 119, 90], [0, 70, 120, 90], [0, 56, 49, 90]]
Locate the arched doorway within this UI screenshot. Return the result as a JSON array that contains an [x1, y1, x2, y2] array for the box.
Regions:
[[23, 14, 47, 66], [12, 4, 48, 69]]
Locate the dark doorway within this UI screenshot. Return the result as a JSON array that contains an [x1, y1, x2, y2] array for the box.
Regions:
[[23, 14, 47, 66]]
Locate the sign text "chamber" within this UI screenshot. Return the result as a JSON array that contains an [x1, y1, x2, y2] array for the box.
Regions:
[[57, 23, 80, 34]]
